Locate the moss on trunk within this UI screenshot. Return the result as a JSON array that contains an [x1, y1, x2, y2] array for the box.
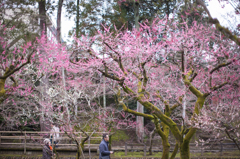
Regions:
[[76, 142, 84, 159], [161, 139, 170, 159], [76, 146, 81, 159], [0, 79, 6, 97], [170, 141, 179, 159], [180, 140, 190, 159], [109, 135, 112, 151], [119, 74, 209, 159]]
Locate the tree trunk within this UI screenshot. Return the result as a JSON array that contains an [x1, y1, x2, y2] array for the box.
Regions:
[[38, 0, 49, 132], [161, 139, 170, 159], [109, 135, 112, 151], [136, 101, 144, 142], [134, 0, 139, 29], [53, 144, 59, 159], [180, 140, 190, 159], [134, 0, 143, 143], [38, 0, 46, 36], [225, 129, 240, 152], [76, 144, 81, 159], [39, 74, 50, 132], [76, 142, 84, 159], [178, 97, 206, 159], [148, 128, 156, 155], [57, 0, 64, 43], [170, 141, 179, 159], [76, 0, 80, 38], [154, 118, 171, 159], [0, 79, 6, 97]]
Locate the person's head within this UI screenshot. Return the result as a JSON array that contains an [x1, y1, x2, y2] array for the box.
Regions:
[[102, 133, 109, 142], [44, 138, 51, 146]]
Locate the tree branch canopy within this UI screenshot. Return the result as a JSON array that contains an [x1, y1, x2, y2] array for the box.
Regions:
[[119, 100, 154, 119], [67, 14, 240, 159], [0, 50, 34, 79], [210, 61, 233, 74]]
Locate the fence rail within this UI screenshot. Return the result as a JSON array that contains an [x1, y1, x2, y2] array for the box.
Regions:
[[124, 141, 239, 156], [0, 131, 239, 157], [0, 131, 104, 154], [125, 142, 147, 156]]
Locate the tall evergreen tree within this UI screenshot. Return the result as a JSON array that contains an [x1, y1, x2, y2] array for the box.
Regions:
[[67, 0, 177, 37], [111, 0, 177, 30]]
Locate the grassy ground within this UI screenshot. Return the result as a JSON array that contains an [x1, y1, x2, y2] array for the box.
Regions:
[[0, 150, 239, 159], [113, 150, 240, 158]]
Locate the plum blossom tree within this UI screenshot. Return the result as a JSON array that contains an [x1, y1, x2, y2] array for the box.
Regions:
[[194, 90, 240, 151], [1, 33, 137, 158], [0, 22, 36, 104], [66, 17, 240, 159], [0, 25, 56, 130]]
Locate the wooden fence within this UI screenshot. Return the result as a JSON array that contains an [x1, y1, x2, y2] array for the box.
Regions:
[[0, 131, 104, 155], [0, 131, 239, 156], [125, 142, 147, 156], [124, 141, 239, 156]]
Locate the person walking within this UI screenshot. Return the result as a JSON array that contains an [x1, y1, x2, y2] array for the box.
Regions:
[[99, 133, 113, 159], [42, 138, 54, 159], [50, 123, 60, 146]]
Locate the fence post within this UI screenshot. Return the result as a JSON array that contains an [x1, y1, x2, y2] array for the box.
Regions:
[[125, 142, 127, 156], [89, 135, 91, 159], [97, 148, 99, 155], [201, 143, 203, 156], [24, 131, 26, 154], [53, 135, 55, 153], [144, 144, 146, 156], [220, 142, 223, 155]]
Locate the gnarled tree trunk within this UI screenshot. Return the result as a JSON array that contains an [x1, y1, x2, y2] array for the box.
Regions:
[[57, 0, 64, 43], [148, 128, 156, 155]]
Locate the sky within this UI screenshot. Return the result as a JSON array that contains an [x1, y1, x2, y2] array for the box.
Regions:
[[208, 0, 239, 30], [52, 0, 239, 44]]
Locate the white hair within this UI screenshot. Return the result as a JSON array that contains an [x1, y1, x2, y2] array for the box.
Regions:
[[43, 138, 50, 145]]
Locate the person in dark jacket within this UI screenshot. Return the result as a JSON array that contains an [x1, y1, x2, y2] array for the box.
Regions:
[[42, 138, 54, 159], [99, 133, 113, 159]]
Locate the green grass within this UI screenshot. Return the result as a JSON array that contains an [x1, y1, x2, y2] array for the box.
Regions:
[[191, 150, 240, 158], [112, 150, 240, 158], [0, 150, 239, 158], [113, 151, 180, 158], [0, 154, 42, 158]]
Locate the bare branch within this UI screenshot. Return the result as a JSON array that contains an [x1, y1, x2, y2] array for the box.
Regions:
[[211, 82, 228, 91], [98, 69, 124, 82], [181, 50, 185, 72], [204, 82, 228, 97], [119, 100, 154, 119], [153, 115, 166, 139], [210, 61, 233, 74], [141, 54, 153, 67], [0, 50, 35, 79], [183, 70, 203, 98], [103, 42, 127, 75], [103, 41, 120, 56], [170, 96, 183, 111], [189, 72, 197, 82]]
